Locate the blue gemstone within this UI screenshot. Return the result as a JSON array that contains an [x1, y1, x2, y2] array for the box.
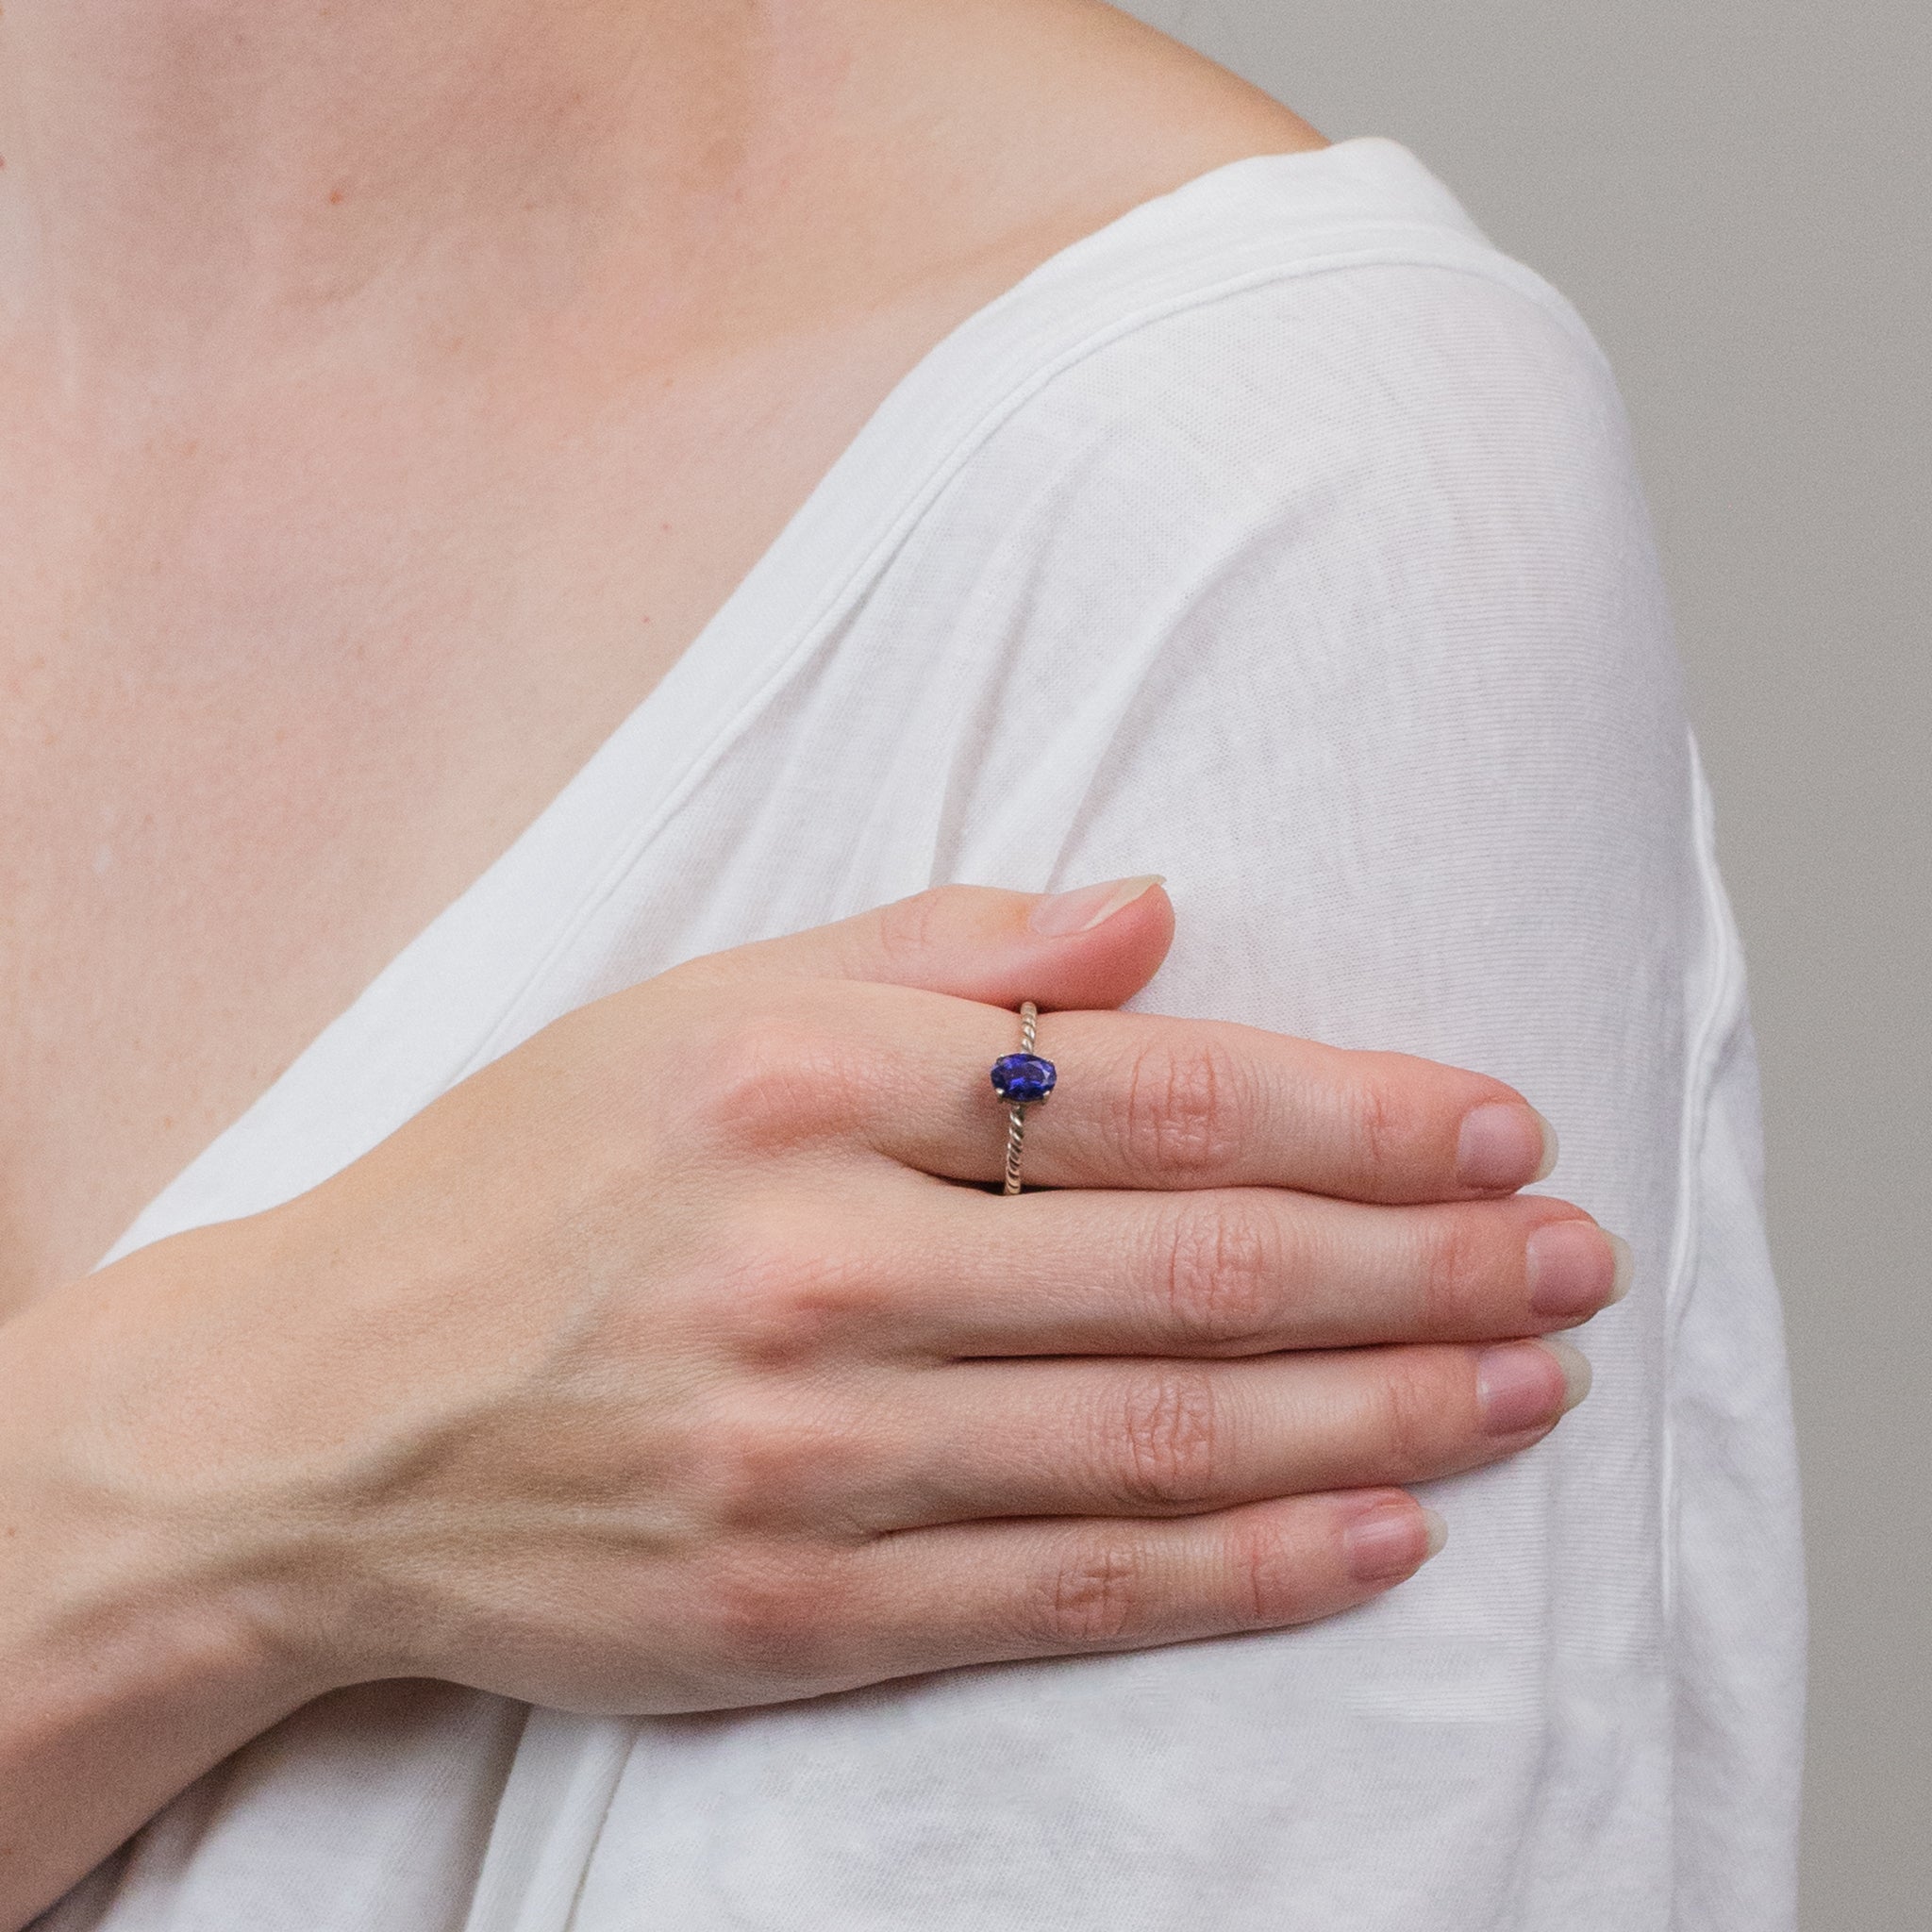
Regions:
[[991, 1052, 1057, 1105]]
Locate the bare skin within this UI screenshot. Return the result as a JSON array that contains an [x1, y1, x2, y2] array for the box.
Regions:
[[0, 880, 1615, 1922], [0, 0, 1326, 1308], [0, 1, 1623, 1924]]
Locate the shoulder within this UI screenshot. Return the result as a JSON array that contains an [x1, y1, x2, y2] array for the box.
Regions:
[[842, 141, 1682, 793], [898, 195, 1688, 840], [939, 208, 1653, 651], [873, 0, 1331, 262], [1014, 232, 1629, 527]]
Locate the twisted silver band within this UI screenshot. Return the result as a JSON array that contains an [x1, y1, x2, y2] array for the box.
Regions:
[[1002, 1002, 1040, 1195]]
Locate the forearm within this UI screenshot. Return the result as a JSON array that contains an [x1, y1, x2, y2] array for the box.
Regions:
[[0, 1247, 328, 1928]]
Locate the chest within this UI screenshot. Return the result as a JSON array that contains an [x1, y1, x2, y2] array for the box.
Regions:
[[0, 323, 941, 1308]]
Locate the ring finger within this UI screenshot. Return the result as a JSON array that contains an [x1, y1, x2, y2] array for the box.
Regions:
[[704, 979, 1554, 1204], [823, 1338, 1590, 1532]]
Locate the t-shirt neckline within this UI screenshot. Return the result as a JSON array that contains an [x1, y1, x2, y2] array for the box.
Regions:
[[99, 136, 1489, 1268]]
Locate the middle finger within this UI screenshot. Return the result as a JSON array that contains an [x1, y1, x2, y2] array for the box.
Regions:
[[858, 1177, 1629, 1359]]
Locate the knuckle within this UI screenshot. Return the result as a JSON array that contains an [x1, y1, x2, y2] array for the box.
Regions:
[[873, 888, 952, 973], [1117, 1035, 1249, 1179], [1158, 1196, 1281, 1349], [679, 1401, 805, 1532], [680, 1384, 871, 1534], [1417, 1212, 1492, 1333], [701, 1547, 844, 1677], [1108, 1366, 1223, 1509], [1227, 1515, 1307, 1627], [1371, 1353, 1456, 1471], [713, 1223, 879, 1371], [1029, 1534, 1146, 1645], [1351, 1070, 1404, 1177], [693, 1011, 856, 1148]]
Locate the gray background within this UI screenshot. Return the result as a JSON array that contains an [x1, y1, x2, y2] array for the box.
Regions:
[[1121, 3, 1930, 1924]]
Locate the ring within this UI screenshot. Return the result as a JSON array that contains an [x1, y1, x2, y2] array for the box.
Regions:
[[990, 1001, 1056, 1195]]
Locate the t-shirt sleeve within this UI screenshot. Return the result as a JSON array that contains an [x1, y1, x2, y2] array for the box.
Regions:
[[929, 258, 1802, 1926]]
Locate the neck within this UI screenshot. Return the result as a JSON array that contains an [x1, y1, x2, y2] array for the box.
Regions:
[[0, 0, 820, 375]]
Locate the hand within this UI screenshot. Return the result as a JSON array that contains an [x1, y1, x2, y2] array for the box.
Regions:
[[30, 876, 1615, 1723], [0, 877, 1624, 1919], [25, 876, 1616, 1721]]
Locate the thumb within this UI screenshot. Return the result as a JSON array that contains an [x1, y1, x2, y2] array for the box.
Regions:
[[690, 876, 1174, 1011]]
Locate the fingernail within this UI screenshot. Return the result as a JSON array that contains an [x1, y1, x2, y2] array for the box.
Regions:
[[1421, 1507, 1448, 1558], [1543, 1338, 1592, 1410], [1477, 1338, 1591, 1434], [1606, 1232, 1634, 1304], [1525, 1219, 1619, 1318], [1027, 874, 1165, 937], [1342, 1497, 1436, 1583], [1457, 1102, 1553, 1191]]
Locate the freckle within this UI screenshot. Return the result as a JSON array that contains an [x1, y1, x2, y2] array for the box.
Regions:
[[327, 185, 346, 205]]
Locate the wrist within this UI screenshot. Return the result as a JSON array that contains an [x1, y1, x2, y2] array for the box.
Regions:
[[0, 1228, 347, 1733], [0, 1571, 314, 1929], [0, 1235, 346, 1920]]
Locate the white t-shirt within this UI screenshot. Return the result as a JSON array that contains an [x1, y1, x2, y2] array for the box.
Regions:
[[52, 137, 1803, 1932]]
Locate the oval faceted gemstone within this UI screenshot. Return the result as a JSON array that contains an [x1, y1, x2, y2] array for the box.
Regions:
[[991, 1052, 1057, 1105]]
